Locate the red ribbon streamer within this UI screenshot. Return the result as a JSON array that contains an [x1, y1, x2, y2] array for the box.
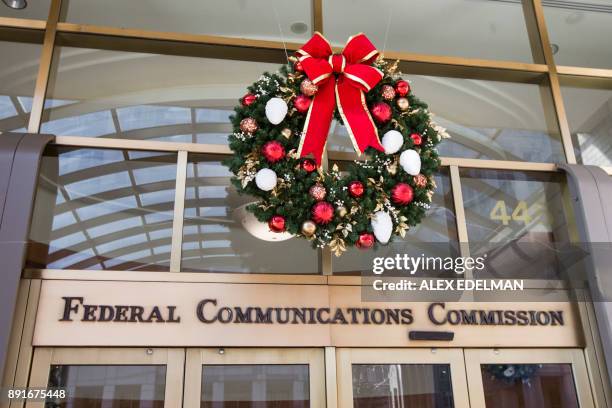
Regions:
[[296, 33, 385, 165]]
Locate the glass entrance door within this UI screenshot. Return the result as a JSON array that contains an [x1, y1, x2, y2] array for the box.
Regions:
[[336, 348, 470, 408], [26, 347, 184, 408], [465, 348, 594, 408], [183, 348, 326, 408]]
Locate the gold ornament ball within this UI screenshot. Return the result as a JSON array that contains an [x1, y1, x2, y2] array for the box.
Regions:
[[240, 117, 258, 133], [309, 183, 327, 201], [381, 85, 396, 101], [301, 220, 317, 237], [281, 128, 292, 139], [300, 79, 319, 96], [396, 97, 410, 111], [336, 206, 348, 217], [414, 173, 428, 188]]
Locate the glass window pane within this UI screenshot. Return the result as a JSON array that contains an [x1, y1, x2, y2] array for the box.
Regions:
[[352, 364, 454, 408], [337, 76, 564, 163], [460, 169, 571, 279], [324, 0, 534, 62], [0, 0, 50, 19], [26, 146, 177, 271], [62, 0, 312, 42], [561, 84, 612, 166], [332, 169, 458, 276], [41, 47, 277, 143], [0, 41, 42, 133], [480, 364, 579, 407], [182, 154, 320, 274], [46, 365, 166, 408], [544, 1, 612, 69], [201, 364, 309, 408]]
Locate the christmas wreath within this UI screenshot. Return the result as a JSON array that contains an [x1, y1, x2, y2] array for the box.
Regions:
[[225, 33, 448, 255]]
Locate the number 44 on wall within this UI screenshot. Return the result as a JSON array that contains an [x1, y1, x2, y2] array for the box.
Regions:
[[489, 200, 533, 225]]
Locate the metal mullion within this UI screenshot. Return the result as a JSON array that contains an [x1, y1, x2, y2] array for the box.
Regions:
[[0, 17, 47, 31], [27, 0, 62, 134], [527, 0, 577, 164], [189, 110, 205, 262], [191, 154, 205, 258], [52, 23, 550, 83], [312, 0, 323, 34], [449, 165, 472, 281], [169, 150, 188, 272]]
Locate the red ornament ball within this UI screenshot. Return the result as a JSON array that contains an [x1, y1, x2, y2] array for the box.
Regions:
[[311, 201, 334, 225], [240, 117, 258, 134], [241, 93, 257, 106], [414, 174, 428, 188], [294, 94, 311, 113], [356, 232, 375, 249], [395, 80, 411, 97], [309, 183, 327, 201], [261, 140, 286, 163], [301, 158, 317, 173], [300, 79, 318, 96], [348, 180, 365, 198], [371, 102, 392, 123], [410, 132, 422, 146], [294, 60, 304, 72], [381, 85, 396, 101], [391, 183, 414, 205], [268, 215, 286, 233]]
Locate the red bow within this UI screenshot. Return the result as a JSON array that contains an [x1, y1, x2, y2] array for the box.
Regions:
[[296, 32, 385, 165]]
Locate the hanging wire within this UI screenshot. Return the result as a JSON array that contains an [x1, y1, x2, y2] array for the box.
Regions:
[[271, 2, 290, 64]]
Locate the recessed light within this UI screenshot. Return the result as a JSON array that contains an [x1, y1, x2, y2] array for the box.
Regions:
[[551, 43, 560, 55], [290, 22, 308, 35], [2, 0, 27, 9]]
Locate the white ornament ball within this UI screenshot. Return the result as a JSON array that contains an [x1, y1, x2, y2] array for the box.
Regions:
[[255, 168, 277, 191], [381, 130, 403, 154], [399, 149, 421, 176], [371, 211, 393, 244], [265, 97, 288, 125]]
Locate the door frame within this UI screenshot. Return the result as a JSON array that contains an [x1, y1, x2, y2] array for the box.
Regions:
[[336, 348, 470, 408], [464, 348, 594, 408], [184, 347, 326, 408], [26, 347, 184, 408]]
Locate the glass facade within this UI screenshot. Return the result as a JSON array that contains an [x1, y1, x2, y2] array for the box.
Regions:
[[61, 0, 313, 42], [27, 146, 177, 271], [543, 0, 612, 69], [0, 40, 42, 133], [352, 364, 454, 407], [2, 0, 608, 277], [181, 154, 320, 274], [480, 364, 579, 407], [46, 365, 166, 407], [324, 0, 534, 62], [201, 365, 310, 407], [42, 47, 276, 143], [561, 84, 612, 166], [460, 169, 570, 279]]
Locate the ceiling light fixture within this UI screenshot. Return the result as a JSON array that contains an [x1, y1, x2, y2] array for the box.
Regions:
[[551, 43, 560, 55], [290, 22, 308, 34], [2, 0, 27, 9]]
